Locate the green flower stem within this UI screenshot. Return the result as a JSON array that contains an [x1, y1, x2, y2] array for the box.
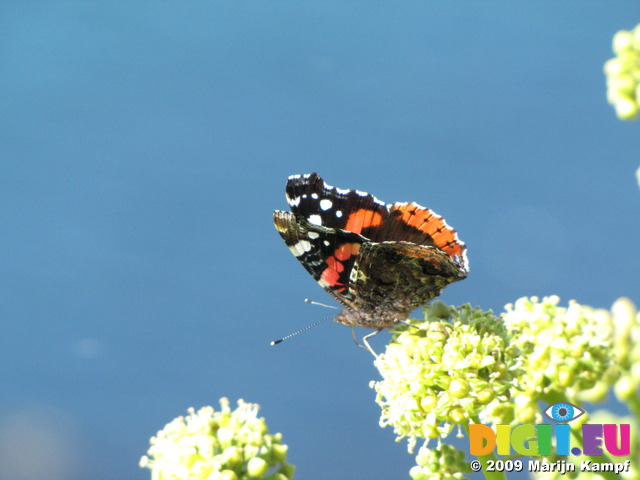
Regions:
[[465, 419, 506, 480], [541, 391, 566, 406], [625, 392, 640, 420]]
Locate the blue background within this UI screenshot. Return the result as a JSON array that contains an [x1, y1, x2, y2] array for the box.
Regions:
[[2, 3, 639, 479]]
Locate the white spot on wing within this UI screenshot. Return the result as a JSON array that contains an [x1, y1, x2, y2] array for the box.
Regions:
[[287, 196, 301, 207], [308, 214, 322, 226], [291, 240, 312, 256], [311, 193, 318, 199], [335, 210, 342, 218], [320, 199, 332, 211], [308, 231, 320, 239], [323, 240, 330, 246]]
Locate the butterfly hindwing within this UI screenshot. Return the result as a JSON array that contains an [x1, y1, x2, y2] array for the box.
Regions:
[[350, 241, 468, 313]]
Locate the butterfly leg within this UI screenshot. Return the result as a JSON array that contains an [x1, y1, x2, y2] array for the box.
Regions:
[[351, 327, 376, 356], [350, 326, 366, 350], [362, 328, 383, 358]]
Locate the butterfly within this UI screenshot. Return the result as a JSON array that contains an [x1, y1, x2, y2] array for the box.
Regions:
[[274, 173, 468, 353]]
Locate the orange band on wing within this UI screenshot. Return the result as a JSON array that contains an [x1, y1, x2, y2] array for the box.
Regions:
[[333, 242, 361, 261], [396, 204, 465, 260], [321, 243, 360, 291], [325, 256, 345, 272], [321, 264, 342, 287], [344, 209, 383, 234]]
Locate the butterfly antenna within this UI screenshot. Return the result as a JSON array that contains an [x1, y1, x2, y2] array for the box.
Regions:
[[304, 298, 339, 310], [270, 316, 333, 346]]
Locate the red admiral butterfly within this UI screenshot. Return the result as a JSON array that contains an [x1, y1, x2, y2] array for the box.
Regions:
[[274, 173, 468, 351]]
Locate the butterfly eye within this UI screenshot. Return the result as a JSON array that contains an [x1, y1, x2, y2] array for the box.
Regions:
[[543, 402, 585, 423]]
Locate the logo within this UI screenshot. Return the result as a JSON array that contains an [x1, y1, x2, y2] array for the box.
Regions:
[[467, 403, 632, 475], [543, 402, 585, 423]]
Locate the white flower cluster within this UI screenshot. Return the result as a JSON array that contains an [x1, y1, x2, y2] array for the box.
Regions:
[[140, 398, 294, 480], [371, 303, 519, 453], [605, 25, 640, 120]]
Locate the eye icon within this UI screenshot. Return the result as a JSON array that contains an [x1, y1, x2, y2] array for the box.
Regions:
[[544, 402, 585, 423]]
